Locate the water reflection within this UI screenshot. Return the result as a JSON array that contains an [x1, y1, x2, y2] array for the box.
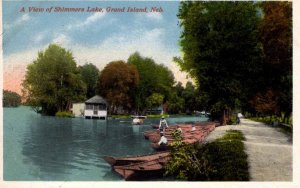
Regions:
[[4, 106, 208, 180]]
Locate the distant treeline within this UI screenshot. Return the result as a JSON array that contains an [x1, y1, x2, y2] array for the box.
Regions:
[[22, 44, 201, 116], [3, 90, 21, 107]]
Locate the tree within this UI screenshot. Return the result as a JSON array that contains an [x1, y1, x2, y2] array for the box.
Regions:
[[97, 60, 139, 114], [257, 1, 292, 123], [182, 82, 197, 113], [167, 91, 185, 114], [146, 93, 164, 109], [22, 44, 86, 115], [78, 63, 100, 98], [128, 52, 175, 113], [176, 2, 262, 124], [3, 90, 22, 107], [250, 88, 279, 115]]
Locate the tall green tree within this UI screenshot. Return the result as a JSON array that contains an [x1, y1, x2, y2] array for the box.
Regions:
[[78, 63, 100, 98], [182, 81, 197, 113], [176, 2, 262, 124], [97, 60, 139, 114], [128, 52, 175, 113], [146, 93, 164, 109], [255, 1, 292, 122], [3, 90, 22, 107], [22, 44, 86, 115]]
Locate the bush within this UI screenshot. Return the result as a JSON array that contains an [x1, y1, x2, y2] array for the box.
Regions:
[[164, 130, 249, 181], [110, 115, 131, 119], [55, 111, 74, 118], [3, 90, 22, 107], [146, 114, 169, 118]]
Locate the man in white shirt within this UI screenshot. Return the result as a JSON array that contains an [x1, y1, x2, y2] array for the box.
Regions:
[[158, 116, 169, 133]]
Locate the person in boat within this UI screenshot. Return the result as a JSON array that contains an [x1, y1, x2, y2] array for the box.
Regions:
[[158, 132, 168, 148], [158, 116, 169, 133], [191, 124, 196, 131], [132, 116, 144, 125]]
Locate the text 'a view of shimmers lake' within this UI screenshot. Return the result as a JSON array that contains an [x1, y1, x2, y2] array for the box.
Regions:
[[3, 0, 293, 183]]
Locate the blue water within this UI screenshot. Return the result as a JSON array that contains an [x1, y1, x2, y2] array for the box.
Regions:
[[3, 106, 208, 181]]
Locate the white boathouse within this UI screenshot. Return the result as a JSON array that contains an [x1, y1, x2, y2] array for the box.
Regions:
[[84, 95, 108, 119]]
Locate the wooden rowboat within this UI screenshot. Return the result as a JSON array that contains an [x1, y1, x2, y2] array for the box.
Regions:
[[113, 154, 171, 180], [104, 151, 170, 166]]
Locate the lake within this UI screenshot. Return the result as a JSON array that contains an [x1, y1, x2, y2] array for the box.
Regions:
[[3, 106, 208, 181]]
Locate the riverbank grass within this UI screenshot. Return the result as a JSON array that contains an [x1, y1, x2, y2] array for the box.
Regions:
[[164, 130, 249, 181], [55, 111, 74, 118]]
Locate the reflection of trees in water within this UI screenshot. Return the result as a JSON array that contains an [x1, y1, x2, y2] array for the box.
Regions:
[[21, 115, 153, 180], [22, 115, 76, 179]]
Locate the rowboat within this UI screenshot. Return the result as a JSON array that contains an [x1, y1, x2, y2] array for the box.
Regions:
[[104, 151, 170, 166], [146, 123, 216, 150], [113, 154, 171, 180], [132, 116, 147, 125]]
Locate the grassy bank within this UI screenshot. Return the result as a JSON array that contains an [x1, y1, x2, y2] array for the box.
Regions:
[[109, 114, 170, 119], [164, 130, 249, 181], [249, 115, 292, 134], [55, 111, 74, 118]]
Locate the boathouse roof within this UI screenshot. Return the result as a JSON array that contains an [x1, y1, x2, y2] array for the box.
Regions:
[[85, 95, 107, 104]]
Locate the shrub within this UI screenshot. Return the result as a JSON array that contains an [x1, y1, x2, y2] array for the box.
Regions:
[[55, 111, 74, 118], [164, 130, 249, 181], [146, 114, 169, 118]]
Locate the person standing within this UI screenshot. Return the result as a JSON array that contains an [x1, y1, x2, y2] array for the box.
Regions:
[[237, 113, 243, 125], [158, 116, 169, 134]]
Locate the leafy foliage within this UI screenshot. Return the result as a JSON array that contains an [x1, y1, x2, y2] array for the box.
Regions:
[[3, 90, 22, 107], [78, 63, 100, 98], [22, 44, 86, 115], [251, 2, 292, 122], [97, 60, 139, 113], [176, 2, 262, 124], [146, 93, 164, 109], [128, 52, 175, 113], [250, 88, 279, 115], [55, 111, 75, 118], [164, 130, 249, 181]]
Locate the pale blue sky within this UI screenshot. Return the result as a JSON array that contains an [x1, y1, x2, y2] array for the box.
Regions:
[[3, 1, 181, 55], [3, 1, 191, 85]]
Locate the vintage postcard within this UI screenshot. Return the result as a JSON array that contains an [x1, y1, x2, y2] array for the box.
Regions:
[[1, 0, 298, 187]]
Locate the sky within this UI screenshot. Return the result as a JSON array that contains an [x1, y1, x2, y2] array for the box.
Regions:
[[3, 1, 190, 94]]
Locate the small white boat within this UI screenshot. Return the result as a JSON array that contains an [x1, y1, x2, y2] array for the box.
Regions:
[[132, 116, 146, 125]]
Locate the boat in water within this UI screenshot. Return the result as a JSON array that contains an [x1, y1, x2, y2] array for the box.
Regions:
[[104, 151, 170, 180], [104, 151, 169, 166], [132, 116, 146, 125], [145, 122, 216, 150]]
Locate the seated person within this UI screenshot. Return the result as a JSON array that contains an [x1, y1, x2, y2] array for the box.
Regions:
[[191, 124, 196, 131], [158, 133, 168, 147]]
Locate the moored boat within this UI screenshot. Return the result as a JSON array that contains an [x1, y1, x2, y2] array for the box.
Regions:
[[132, 116, 146, 125], [113, 154, 171, 180], [147, 122, 216, 150], [104, 151, 170, 166]]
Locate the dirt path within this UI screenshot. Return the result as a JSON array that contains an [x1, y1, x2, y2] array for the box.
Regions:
[[205, 118, 292, 181]]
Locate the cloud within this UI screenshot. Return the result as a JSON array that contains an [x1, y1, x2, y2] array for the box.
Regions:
[[69, 27, 191, 85], [67, 12, 106, 30], [4, 13, 31, 30], [146, 12, 163, 21], [33, 32, 46, 44], [52, 34, 71, 46], [3, 26, 191, 95]]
